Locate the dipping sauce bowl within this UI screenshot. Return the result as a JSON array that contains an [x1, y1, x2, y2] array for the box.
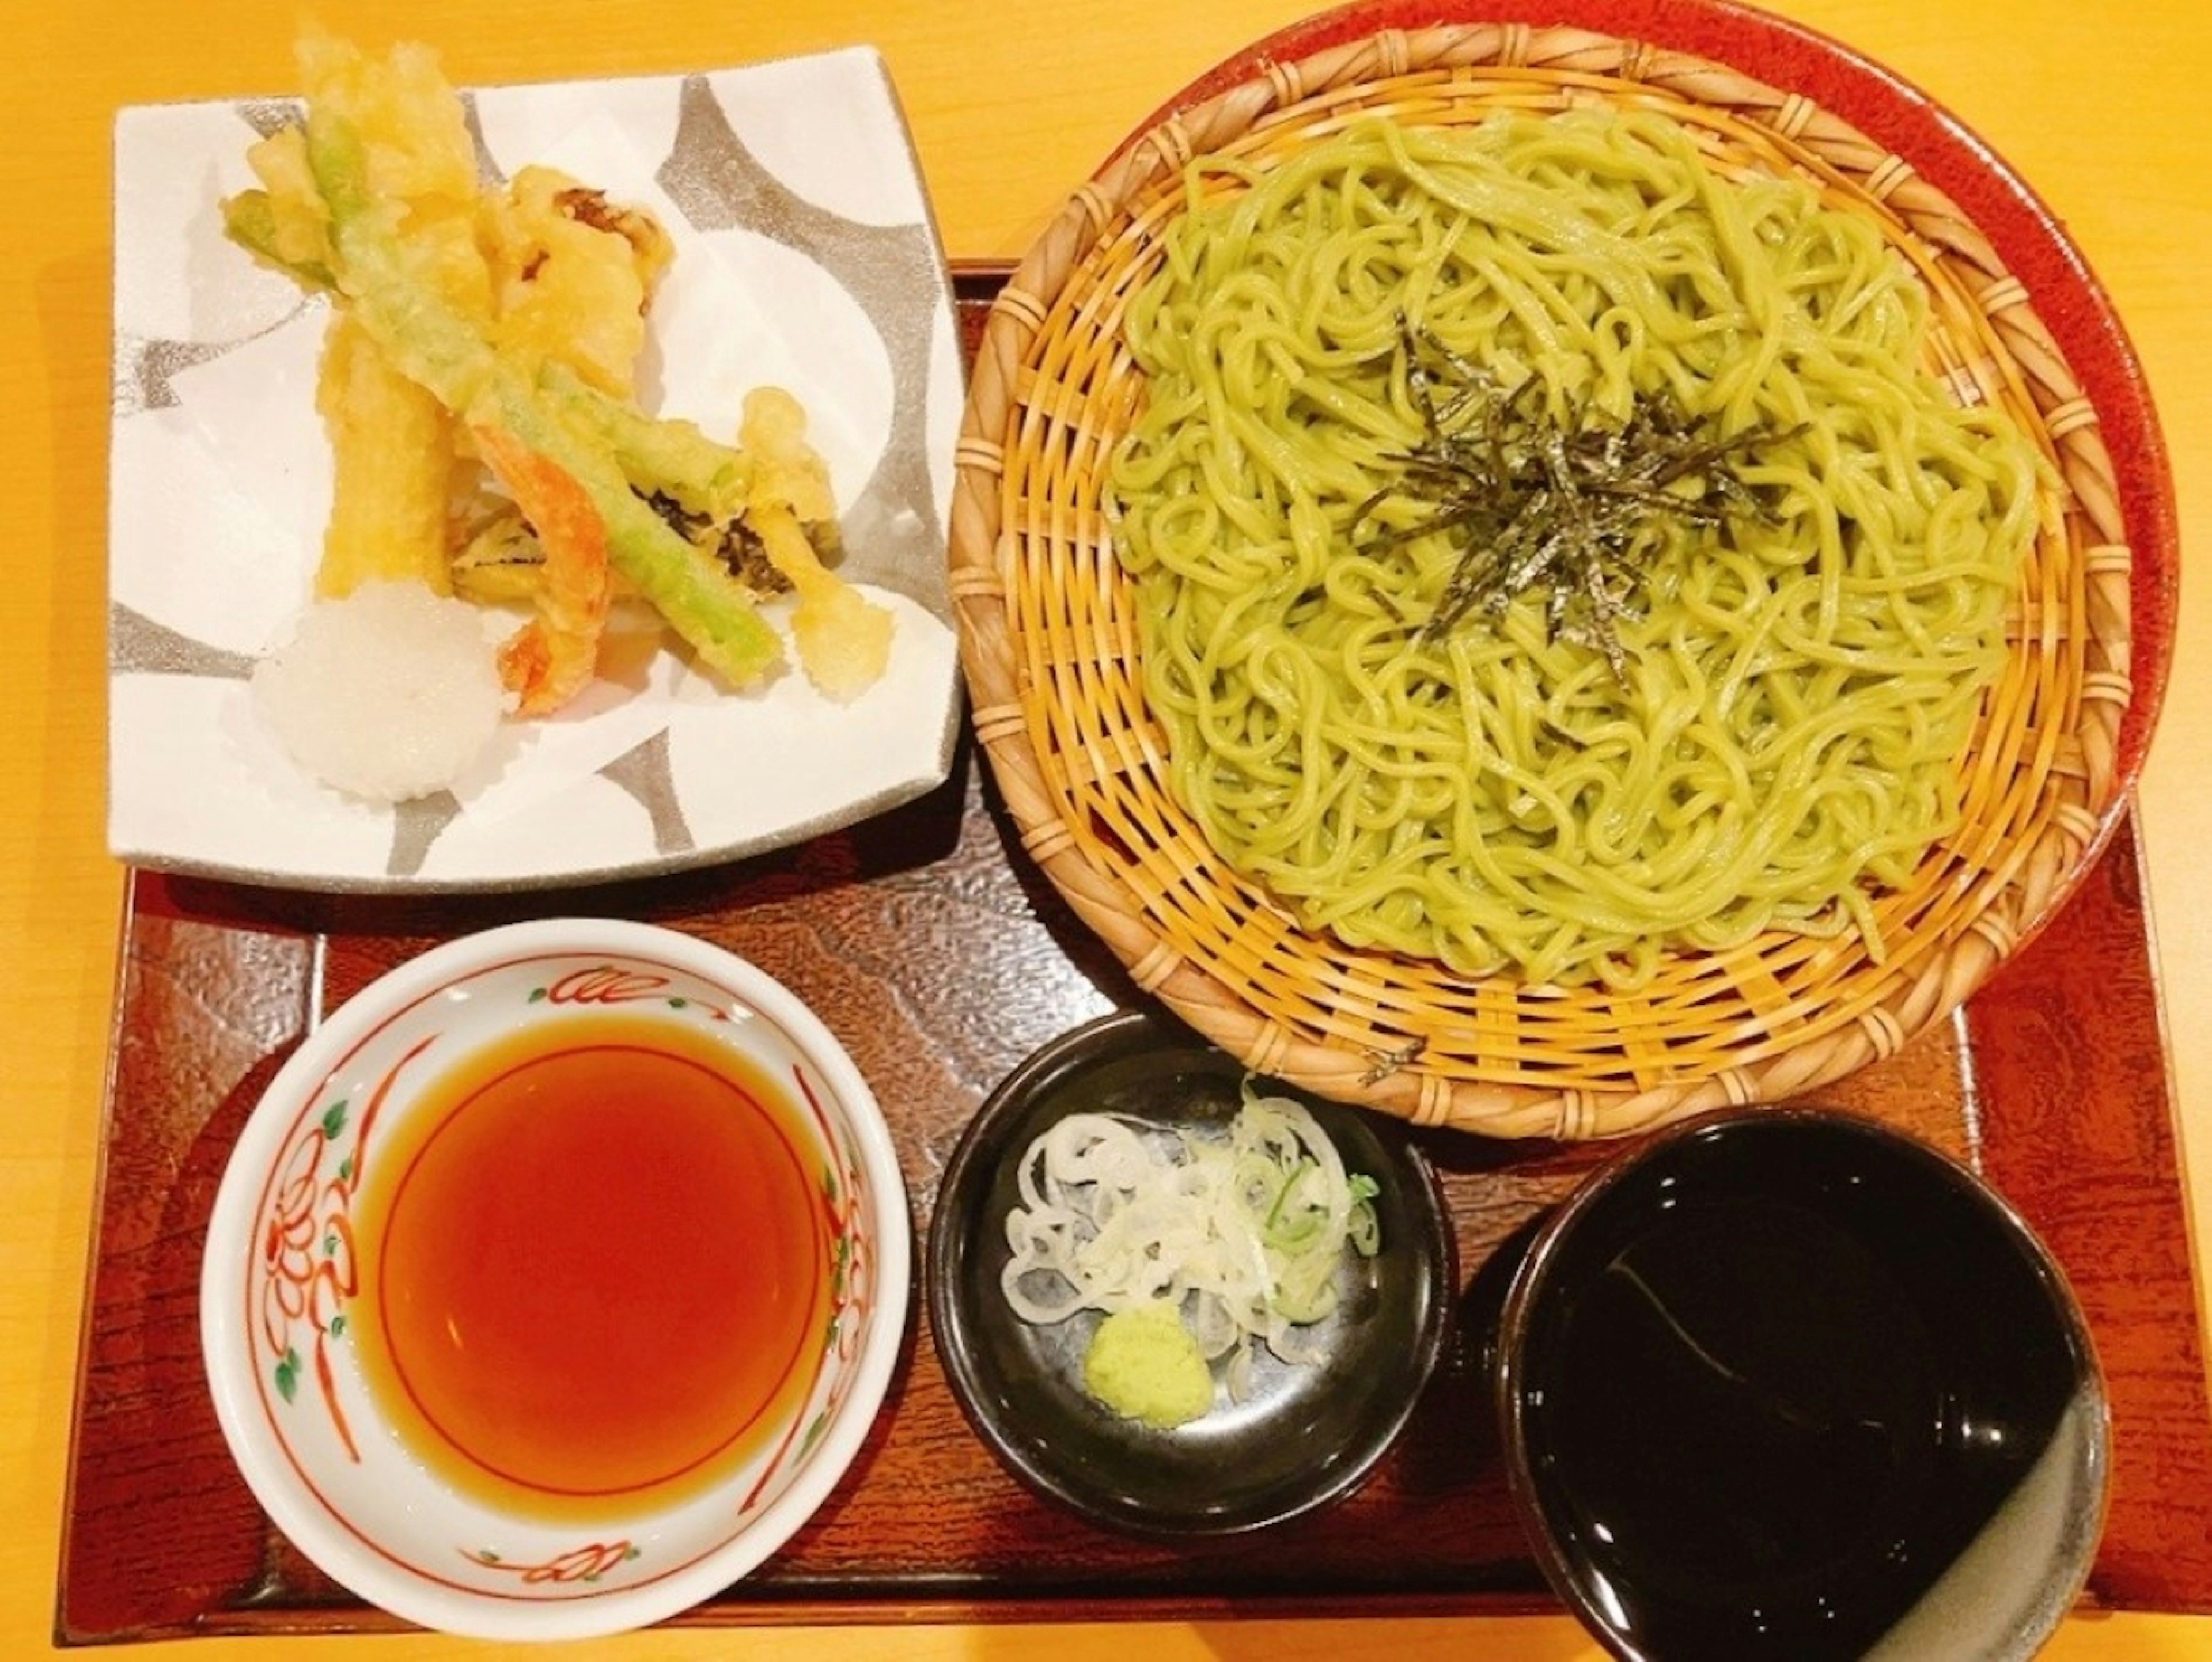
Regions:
[[199, 919, 910, 1640], [1494, 1106, 2107, 1662]]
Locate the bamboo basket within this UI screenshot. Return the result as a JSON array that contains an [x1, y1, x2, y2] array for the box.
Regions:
[[946, 23, 2133, 1139]]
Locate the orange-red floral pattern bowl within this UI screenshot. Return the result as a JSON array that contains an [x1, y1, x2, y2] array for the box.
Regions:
[[199, 918, 909, 1640]]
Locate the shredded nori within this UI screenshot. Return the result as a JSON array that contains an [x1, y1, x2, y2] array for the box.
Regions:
[[1353, 314, 1804, 685]]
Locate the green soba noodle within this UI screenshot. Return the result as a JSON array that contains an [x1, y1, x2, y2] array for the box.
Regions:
[[1108, 110, 2040, 989]]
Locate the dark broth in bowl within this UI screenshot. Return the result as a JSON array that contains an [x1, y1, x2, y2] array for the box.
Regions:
[[1534, 1195, 1948, 1650], [353, 1010, 830, 1521], [1501, 1111, 2102, 1661]]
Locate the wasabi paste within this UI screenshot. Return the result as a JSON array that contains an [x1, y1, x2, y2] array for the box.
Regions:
[[1083, 1304, 1213, 1429]]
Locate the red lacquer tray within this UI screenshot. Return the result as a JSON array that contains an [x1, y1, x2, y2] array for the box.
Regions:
[[54, 754, 2212, 1641]]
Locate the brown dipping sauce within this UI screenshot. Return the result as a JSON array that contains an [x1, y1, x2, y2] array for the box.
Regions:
[[353, 1010, 830, 1521]]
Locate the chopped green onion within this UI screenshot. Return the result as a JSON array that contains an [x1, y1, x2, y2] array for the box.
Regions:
[[1000, 1082, 1383, 1413]]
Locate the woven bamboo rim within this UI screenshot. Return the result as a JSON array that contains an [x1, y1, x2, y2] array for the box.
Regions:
[[947, 24, 2133, 1139]]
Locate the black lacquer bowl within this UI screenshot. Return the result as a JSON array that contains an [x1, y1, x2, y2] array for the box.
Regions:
[[929, 1007, 1455, 1538], [1495, 1106, 2108, 1662]]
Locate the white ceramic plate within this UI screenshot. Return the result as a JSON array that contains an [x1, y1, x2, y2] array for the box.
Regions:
[[108, 46, 965, 892]]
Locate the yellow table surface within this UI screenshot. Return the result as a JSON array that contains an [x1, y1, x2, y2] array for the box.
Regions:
[[4, 1, 2206, 1657]]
